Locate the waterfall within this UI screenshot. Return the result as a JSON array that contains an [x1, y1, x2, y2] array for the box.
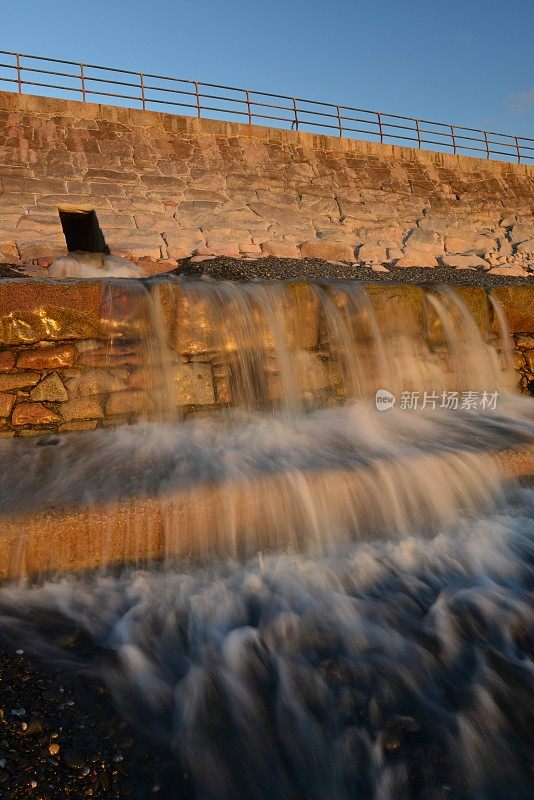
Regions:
[[0, 278, 533, 799]]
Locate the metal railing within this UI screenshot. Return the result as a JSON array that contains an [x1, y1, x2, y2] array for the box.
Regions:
[[0, 49, 533, 164]]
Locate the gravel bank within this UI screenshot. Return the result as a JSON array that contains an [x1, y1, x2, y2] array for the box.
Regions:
[[2, 258, 533, 285], [171, 256, 534, 286], [0, 637, 189, 800]]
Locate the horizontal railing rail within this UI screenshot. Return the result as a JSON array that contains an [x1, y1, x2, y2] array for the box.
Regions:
[[0, 50, 532, 163]]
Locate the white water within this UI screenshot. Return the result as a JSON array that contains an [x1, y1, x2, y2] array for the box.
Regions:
[[0, 280, 532, 799]]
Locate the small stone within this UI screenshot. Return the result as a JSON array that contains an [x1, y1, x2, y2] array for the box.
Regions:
[[260, 241, 300, 259], [357, 243, 387, 263], [440, 254, 487, 269], [105, 390, 152, 416], [0, 394, 15, 417], [12, 403, 61, 426], [24, 717, 45, 736], [300, 240, 356, 263], [0, 351, 16, 372], [17, 344, 76, 370], [0, 372, 41, 391], [63, 750, 86, 770], [48, 743, 60, 756], [60, 398, 104, 422], [30, 372, 68, 402]]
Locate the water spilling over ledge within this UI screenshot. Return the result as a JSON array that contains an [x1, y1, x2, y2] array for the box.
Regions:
[[0, 276, 533, 798], [0, 277, 531, 578]]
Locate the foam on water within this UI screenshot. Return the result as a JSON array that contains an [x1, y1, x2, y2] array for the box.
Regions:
[[0, 279, 532, 797], [0, 487, 533, 799]]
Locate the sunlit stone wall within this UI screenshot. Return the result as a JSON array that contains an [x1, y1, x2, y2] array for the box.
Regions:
[[0, 91, 533, 277], [0, 281, 531, 438]]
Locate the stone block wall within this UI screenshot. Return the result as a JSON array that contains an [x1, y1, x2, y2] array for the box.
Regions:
[[0, 280, 531, 438], [0, 92, 533, 278]]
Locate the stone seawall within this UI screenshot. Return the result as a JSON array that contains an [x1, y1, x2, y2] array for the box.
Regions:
[[0, 280, 531, 439], [0, 91, 533, 278]]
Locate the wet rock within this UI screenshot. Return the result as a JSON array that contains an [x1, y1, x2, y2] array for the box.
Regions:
[[63, 749, 86, 769]]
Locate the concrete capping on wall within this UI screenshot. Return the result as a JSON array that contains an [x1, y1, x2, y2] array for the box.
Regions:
[[1, 90, 533, 178]]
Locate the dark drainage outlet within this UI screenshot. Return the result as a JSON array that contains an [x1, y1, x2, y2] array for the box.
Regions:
[[58, 209, 109, 253]]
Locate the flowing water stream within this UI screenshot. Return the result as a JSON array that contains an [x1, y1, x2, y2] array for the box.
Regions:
[[0, 279, 532, 799]]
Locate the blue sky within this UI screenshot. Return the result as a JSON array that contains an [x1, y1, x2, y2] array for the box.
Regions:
[[0, 0, 533, 138]]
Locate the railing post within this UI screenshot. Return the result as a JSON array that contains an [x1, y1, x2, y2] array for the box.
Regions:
[[377, 111, 383, 143], [515, 136, 521, 164], [484, 130, 490, 159], [80, 64, 86, 102], [415, 118, 421, 148], [336, 106, 343, 138], [194, 81, 201, 118], [16, 53, 21, 94], [450, 125, 457, 155], [140, 73, 146, 110], [245, 89, 252, 125], [292, 98, 299, 131]]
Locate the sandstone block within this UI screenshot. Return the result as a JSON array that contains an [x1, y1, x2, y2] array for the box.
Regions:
[[173, 364, 215, 406], [0, 241, 20, 262], [71, 369, 128, 396], [0, 394, 15, 417], [30, 372, 69, 402], [300, 241, 356, 263], [106, 231, 164, 260], [515, 335, 534, 349], [17, 344, 76, 370], [510, 224, 534, 244], [12, 402, 61, 426], [487, 266, 528, 277], [59, 420, 99, 432], [106, 390, 152, 416], [497, 238, 513, 257], [394, 255, 438, 268], [248, 204, 303, 228], [296, 352, 329, 393], [15, 217, 61, 233], [404, 228, 443, 254], [492, 287, 534, 331], [444, 237, 472, 254], [201, 240, 241, 258], [0, 351, 16, 372], [0, 372, 41, 391], [440, 254, 487, 269], [163, 229, 205, 259], [17, 239, 67, 261], [61, 398, 104, 421], [0, 281, 105, 347], [516, 238, 534, 256], [357, 243, 387, 263], [260, 241, 300, 259]]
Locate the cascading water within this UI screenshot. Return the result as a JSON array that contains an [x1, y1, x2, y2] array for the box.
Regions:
[[0, 278, 532, 799]]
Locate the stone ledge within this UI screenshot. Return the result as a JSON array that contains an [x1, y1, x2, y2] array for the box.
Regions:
[[0, 445, 531, 580]]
